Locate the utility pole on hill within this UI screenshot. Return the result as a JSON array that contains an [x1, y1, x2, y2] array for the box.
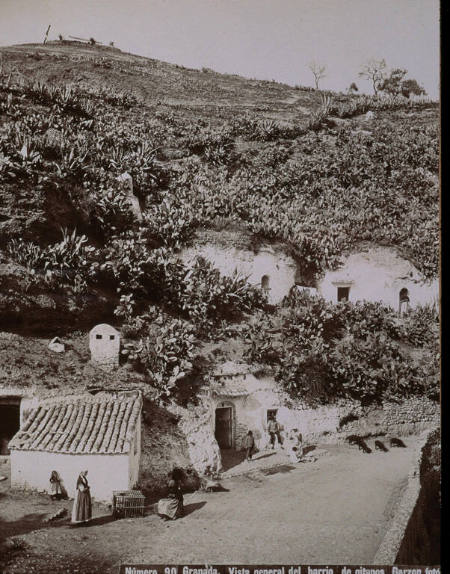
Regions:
[[43, 25, 51, 44]]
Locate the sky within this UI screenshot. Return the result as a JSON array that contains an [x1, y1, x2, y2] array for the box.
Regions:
[[0, 0, 440, 99]]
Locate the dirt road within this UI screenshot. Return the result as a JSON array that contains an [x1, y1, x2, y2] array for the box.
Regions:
[[1, 440, 418, 573]]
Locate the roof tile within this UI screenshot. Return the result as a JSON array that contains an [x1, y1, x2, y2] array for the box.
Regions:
[[9, 391, 142, 454]]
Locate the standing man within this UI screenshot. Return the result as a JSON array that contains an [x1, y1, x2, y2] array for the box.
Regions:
[[268, 414, 283, 449], [244, 430, 255, 461]]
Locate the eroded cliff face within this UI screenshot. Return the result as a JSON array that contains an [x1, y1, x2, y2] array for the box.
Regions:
[[395, 428, 441, 565], [177, 397, 222, 475]]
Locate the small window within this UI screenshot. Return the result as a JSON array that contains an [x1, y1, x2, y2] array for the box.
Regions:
[[399, 288, 410, 316], [337, 286, 350, 302], [261, 275, 270, 290], [109, 335, 115, 340], [96, 334, 102, 340]]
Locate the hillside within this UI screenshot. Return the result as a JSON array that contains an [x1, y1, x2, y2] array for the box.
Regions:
[[0, 42, 440, 407]]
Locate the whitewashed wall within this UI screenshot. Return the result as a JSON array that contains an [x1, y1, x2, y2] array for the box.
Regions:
[[89, 324, 120, 369], [10, 451, 131, 502], [318, 248, 439, 310], [180, 244, 298, 304]]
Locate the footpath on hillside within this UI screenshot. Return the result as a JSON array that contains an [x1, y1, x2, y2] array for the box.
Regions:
[[1, 439, 419, 573]]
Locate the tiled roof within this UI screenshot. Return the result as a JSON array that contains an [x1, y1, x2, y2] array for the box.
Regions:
[[9, 391, 142, 454], [211, 379, 250, 397], [210, 372, 273, 397], [212, 361, 257, 377]]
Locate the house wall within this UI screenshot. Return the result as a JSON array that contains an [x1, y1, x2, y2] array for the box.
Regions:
[[318, 248, 439, 310], [10, 450, 131, 502], [180, 244, 298, 304]]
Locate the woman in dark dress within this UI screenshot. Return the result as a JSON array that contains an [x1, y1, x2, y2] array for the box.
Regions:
[[157, 469, 184, 520], [71, 470, 92, 525]]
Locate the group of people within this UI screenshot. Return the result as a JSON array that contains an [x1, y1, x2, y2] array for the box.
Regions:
[[48, 415, 303, 527], [49, 467, 184, 525], [49, 470, 92, 526], [243, 414, 303, 463]]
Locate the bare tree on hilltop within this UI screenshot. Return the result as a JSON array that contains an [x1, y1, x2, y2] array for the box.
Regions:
[[359, 58, 387, 95], [308, 61, 327, 90]]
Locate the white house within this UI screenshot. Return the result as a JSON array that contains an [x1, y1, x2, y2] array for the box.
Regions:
[[89, 323, 121, 369], [179, 230, 301, 304], [9, 390, 142, 503], [209, 362, 346, 451], [317, 246, 439, 312]]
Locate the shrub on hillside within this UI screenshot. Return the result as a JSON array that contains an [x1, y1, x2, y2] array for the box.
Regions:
[[7, 229, 98, 291], [247, 291, 437, 405], [136, 314, 197, 401], [400, 304, 439, 347]]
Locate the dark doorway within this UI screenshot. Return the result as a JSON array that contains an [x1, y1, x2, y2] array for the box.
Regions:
[[215, 407, 233, 449], [337, 286, 350, 302], [267, 409, 278, 422], [399, 288, 410, 315], [261, 275, 270, 291], [0, 401, 21, 455]]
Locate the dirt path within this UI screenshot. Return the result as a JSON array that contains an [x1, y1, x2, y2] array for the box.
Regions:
[[1, 439, 418, 572]]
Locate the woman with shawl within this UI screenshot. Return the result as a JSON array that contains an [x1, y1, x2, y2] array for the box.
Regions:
[[71, 470, 92, 525], [157, 468, 184, 520]]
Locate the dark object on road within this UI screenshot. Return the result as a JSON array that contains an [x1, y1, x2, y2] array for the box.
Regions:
[[357, 439, 372, 453], [390, 437, 407, 448], [375, 440, 389, 452], [347, 435, 372, 453], [44, 507, 68, 523]]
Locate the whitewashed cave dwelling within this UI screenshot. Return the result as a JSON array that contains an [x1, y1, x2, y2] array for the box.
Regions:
[[209, 362, 345, 452], [314, 246, 438, 313], [178, 229, 303, 305]]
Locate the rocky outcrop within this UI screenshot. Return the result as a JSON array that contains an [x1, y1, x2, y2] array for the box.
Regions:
[[177, 398, 222, 475]]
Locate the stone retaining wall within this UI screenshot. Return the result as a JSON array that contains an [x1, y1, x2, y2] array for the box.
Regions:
[[335, 398, 440, 440], [395, 428, 441, 564], [372, 427, 438, 564]]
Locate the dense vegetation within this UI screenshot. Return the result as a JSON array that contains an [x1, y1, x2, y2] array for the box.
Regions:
[[245, 291, 439, 406], [0, 47, 439, 404]]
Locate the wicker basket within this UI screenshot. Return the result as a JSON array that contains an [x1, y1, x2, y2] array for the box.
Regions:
[[112, 490, 146, 519]]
